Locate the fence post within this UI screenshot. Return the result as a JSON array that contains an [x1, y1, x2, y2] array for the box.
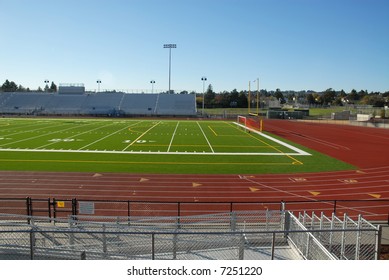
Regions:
[[238, 234, 245, 260], [271, 232, 276, 260], [305, 232, 311, 259], [102, 224, 107, 258], [26, 197, 32, 224], [29, 229, 35, 260], [72, 198, 78, 216], [52, 198, 56, 220], [172, 233, 177, 260], [231, 212, 237, 232], [355, 215, 362, 260], [47, 197, 52, 219], [376, 225, 382, 260], [151, 233, 155, 260], [280, 200, 286, 213], [283, 211, 290, 238], [329, 213, 335, 253], [340, 213, 347, 259]]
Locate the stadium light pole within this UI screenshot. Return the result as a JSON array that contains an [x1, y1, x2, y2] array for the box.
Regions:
[[201, 77, 207, 115], [96, 80, 101, 93], [44, 80, 49, 92], [163, 44, 176, 94], [150, 80, 155, 93]]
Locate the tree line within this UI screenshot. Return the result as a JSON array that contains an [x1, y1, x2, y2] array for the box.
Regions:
[[1, 79, 57, 93], [197, 85, 389, 108]]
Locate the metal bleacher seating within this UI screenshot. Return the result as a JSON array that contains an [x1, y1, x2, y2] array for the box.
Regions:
[[0, 92, 197, 116]]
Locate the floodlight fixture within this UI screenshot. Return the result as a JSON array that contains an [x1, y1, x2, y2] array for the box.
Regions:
[[163, 43, 177, 93], [44, 80, 49, 92], [163, 44, 176, 49], [96, 80, 101, 92], [201, 77, 207, 115], [150, 80, 156, 93]]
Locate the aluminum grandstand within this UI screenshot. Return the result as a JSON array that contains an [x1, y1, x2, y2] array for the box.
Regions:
[[0, 91, 197, 117]]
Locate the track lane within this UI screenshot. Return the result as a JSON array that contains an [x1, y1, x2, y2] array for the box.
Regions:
[[1, 121, 389, 220]]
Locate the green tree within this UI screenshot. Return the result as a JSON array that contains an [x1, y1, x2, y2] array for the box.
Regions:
[[361, 94, 385, 107], [274, 88, 285, 103], [1, 79, 18, 92], [237, 91, 248, 108], [230, 89, 239, 107], [16, 84, 27, 92], [306, 93, 315, 105], [220, 91, 231, 108], [322, 88, 336, 105], [348, 89, 359, 101], [204, 84, 215, 108], [49, 82, 57, 92]]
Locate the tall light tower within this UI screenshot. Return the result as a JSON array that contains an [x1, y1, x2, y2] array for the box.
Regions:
[[201, 77, 207, 115], [150, 80, 155, 93], [96, 80, 101, 92], [163, 44, 176, 94], [44, 80, 49, 92]]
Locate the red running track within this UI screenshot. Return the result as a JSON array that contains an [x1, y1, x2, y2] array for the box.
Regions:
[[0, 120, 388, 221]]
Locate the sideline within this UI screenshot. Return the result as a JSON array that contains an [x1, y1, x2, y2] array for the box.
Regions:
[[233, 122, 311, 156]]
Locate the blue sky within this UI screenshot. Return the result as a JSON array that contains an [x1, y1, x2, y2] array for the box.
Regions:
[[0, 0, 388, 93]]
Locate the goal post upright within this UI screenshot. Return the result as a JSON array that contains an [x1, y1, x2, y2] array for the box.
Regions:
[[237, 115, 247, 132], [256, 77, 259, 116], [248, 81, 251, 115], [237, 114, 263, 132], [241, 77, 263, 132], [248, 77, 260, 116]]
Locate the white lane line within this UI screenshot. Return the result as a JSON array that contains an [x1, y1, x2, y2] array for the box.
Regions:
[[167, 121, 180, 152], [197, 121, 214, 153]]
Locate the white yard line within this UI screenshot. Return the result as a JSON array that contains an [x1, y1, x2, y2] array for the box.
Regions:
[[197, 121, 215, 153], [78, 120, 144, 150], [167, 121, 180, 152], [37, 121, 117, 149], [122, 121, 161, 151], [0, 122, 92, 148]]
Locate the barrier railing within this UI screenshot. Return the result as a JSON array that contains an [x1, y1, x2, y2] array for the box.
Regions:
[[0, 197, 388, 224], [0, 211, 380, 260]]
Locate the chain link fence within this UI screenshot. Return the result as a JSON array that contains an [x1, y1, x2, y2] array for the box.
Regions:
[[0, 211, 380, 260]]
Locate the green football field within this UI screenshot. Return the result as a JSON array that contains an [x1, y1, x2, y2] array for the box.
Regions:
[[0, 118, 354, 174]]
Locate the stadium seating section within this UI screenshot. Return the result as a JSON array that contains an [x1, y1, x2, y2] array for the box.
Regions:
[[0, 92, 197, 116]]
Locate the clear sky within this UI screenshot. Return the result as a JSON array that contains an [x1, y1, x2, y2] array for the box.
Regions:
[[0, 0, 388, 93]]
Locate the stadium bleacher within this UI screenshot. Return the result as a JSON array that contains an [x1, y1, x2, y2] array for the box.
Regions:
[[0, 92, 197, 116]]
